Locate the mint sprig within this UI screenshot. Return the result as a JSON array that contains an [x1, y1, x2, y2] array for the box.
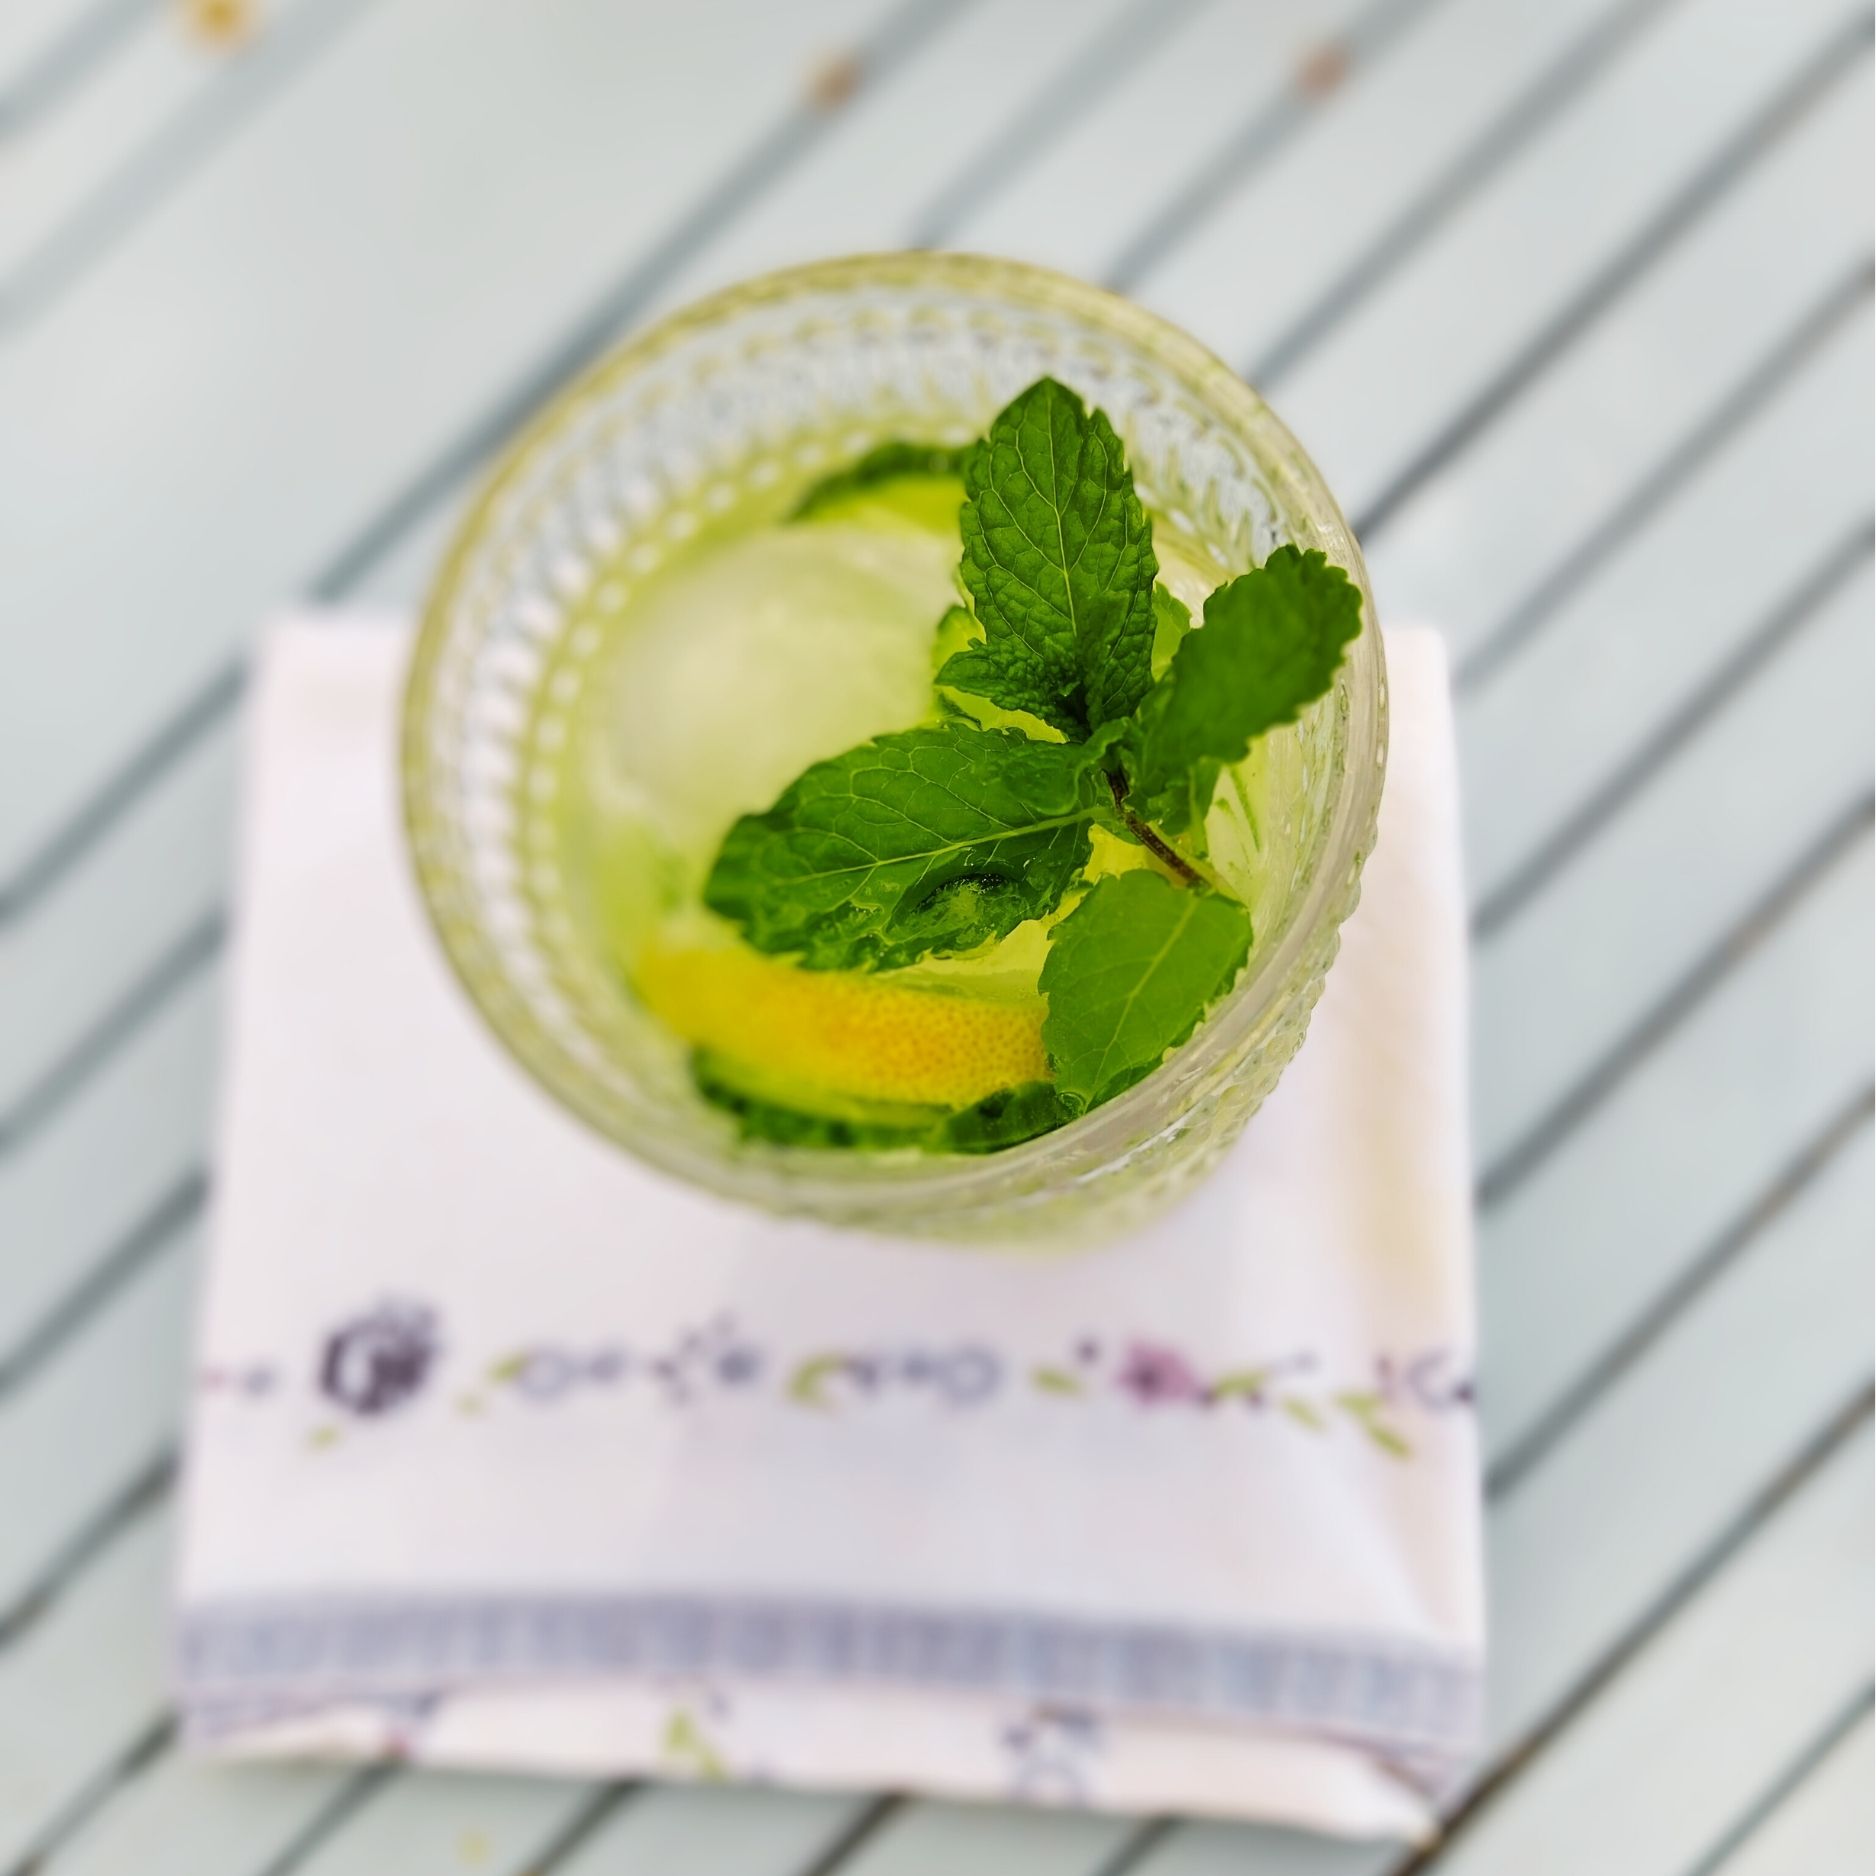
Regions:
[[703, 724, 1106, 972], [938, 378, 1158, 736], [1039, 872, 1252, 1105], [693, 380, 1363, 1146]]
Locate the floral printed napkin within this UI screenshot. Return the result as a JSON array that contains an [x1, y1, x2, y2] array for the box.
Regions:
[[176, 617, 1482, 1842]]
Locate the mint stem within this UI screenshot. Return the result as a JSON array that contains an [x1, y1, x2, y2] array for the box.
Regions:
[[1105, 771, 1208, 890]]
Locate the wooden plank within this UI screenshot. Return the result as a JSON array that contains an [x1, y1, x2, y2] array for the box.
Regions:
[[1119, 1119, 1875, 1876], [1457, 307, 1872, 904], [0, 963, 216, 1370], [284, 1770, 596, 1876], [1256, 0, 1862, 524], [550, 1786, 877, 1876], [348, 493, 462, 612], [0, 0, 342, 309], [910, 0, 1361, 270], [631, 0, 1191, 318], [0, 3, 266, 275], [1472, 561, 1873, 1172], [1422, 1423, 1872, 1876], [1451, 1133, 1871, 1818], [810, 1802, 1134, 1876], [0, 1221, 188, 1620], [1135, 0, 1652, 364], [0, 1505, 169, 1874], [0, 0, 89, 84], [0, 0, 917, 883], [49, 1767, 866, 1876], [1480, 838, 1873, 1471], [342, 0, 1420, 608], [0, 0, 143, 101], [0, 686, 234, 1119], [1708, 1710, 1874, 1876], [43, 1758, 359, 1876], [340, 0, 1214, 607], [1366, 57, 1872, 660]]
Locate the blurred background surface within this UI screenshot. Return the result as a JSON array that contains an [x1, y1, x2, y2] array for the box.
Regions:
[[0, 1, 1870, 1871]]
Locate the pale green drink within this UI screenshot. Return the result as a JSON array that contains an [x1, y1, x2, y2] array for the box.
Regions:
[[526, 456, 1301, 1152]]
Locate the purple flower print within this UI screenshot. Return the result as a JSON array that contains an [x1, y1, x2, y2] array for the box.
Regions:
[[587, 1347, 630, 1385], [1115, 1341, 1205, 1406], [712, 1343, 763, 1388], [318, 1302, 439, 1416], [1401, 1349, 1475, 1410], [516, 1349, 579, 1399], [199, 1363, 278, 1397], [936, 1345, 1001, 1406], [1002, 1704, 1103, 1802]]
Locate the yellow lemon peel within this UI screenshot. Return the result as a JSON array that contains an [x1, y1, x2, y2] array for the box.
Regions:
[[637, 942, 1047, 1110]]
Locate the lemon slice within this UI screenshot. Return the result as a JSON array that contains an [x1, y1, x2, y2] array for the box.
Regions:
[[637, 940, 1048, 1111]]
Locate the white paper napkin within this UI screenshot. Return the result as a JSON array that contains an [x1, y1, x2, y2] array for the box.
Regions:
[[176, 616, 1483, 1842]]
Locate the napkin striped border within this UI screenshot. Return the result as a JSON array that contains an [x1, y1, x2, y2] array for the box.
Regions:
[[178, 1594, 1481, 1755]]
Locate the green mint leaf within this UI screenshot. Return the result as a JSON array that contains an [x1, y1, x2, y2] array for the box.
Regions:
[[1039, 871, 1251, 1105], [789, 439, 968, 523], [940, 1081, 1081, 1153], [1124, 546, 1362, 835], [933, 604, 1069, 739], [704, 723, 1102, 971], [939, 377, 1157, 735]]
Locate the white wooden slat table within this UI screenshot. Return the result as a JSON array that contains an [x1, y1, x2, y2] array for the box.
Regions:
[[1709, 1710, 1875, 1876], [0, 0, 377, 325], [1427, 1421, 1873, 1876], [0, 0, 154, 130], [0, 2, 1869, 1873]]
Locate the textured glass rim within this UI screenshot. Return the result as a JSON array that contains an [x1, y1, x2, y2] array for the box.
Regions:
[[403, 252, 1387, 1216]]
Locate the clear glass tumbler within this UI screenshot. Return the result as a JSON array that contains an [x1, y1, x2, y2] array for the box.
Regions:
[[402, 253, 1387, 1242]]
